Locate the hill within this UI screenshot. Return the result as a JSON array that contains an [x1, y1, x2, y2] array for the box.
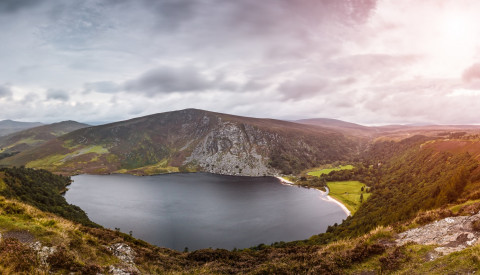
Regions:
[[0, 120, 43, 137], [3, 161, 480, 273], [294, 118, 373, 132], [3, 125, 480, 272], [0, 109, 361, 176], [0, 121, 89, 161]]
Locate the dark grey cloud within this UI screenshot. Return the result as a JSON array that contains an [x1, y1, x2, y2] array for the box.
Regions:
[[120, 0, 378, 62], [46, 89, 69, 101], [462, 63, 480, 82], [142, 0, 199, 30], [0, 85, 12, 98], [124, 66, 230, 94], [0, 0, 39, 13]]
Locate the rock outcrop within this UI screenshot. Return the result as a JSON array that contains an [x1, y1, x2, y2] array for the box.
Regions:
[[108, 243, 140, 274], [396, 212, 480, 257]]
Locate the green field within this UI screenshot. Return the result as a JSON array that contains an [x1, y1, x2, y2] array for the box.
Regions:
[[307, 164, 354, 177], [327, 181, 370, 214]]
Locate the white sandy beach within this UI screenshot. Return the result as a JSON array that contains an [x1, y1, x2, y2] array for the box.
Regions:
[[275, 176, 351, 216], [317, 187, 351, 216]]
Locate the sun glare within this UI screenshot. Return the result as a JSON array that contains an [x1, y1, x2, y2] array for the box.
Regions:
[[442, 13, 471, 40], [428, 11, 478, 74]]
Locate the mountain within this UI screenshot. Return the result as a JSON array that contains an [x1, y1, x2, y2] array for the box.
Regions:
[[296, 118, 370, 130], [0, 120, 43, 136], [296, 118, 377, 137], [0, 121, 89, 160], [0, 109, 361, 176]]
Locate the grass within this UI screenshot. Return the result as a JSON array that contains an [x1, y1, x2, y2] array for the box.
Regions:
[[114, 159, 180, 175], [0, 196, 123, 273], [397, 244, 480, 274], [0, 138, 44, 152], [327, 181, 370, 214], [450, 199, 480, 214], [26, 145, 109, 169], [307, 164, 354, 177]]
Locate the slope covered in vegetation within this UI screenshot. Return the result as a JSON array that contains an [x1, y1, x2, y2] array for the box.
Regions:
[[3, 129, 480, 273], [0, 109, 362, 176], [0, 121, 88, 161]]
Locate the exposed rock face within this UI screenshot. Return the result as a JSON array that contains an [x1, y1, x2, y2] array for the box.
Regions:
[[185, 120, 277, 176], [396, 212, 480, 257], [30, 241, 56, 266], [108, 243, 139, 274]]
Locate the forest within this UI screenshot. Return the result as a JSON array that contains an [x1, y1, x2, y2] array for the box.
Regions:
[[0, 167, 96, 226]]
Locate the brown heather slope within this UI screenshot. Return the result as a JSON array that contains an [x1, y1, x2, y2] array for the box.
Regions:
[[0, 109, 363, 176], [0, 121, 89, 157]]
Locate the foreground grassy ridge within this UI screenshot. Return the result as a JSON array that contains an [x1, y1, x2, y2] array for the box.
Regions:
[[4, 155, 480, 272], [4, 189, 480, 274], [307, 164, 354, 177], [327, 181, 370, 213], [0, 196, 119, 273]]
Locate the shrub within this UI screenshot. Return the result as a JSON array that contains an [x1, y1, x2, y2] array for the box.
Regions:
[[412, 208, 452, 226], [379, 246, 408, 272], [0, 238, 38, 272], [47, 246, 81, 271], [472, 220, 480, 231]]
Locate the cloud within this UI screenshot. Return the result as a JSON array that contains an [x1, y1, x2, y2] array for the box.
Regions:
[[83, 81, 120, 94], [326, 54, 420, 78], [0, 85, 12, 98], [124, 66, 232, 95], [6, 0, 480, 125], [462, 63, 480, 82], [278, 76, 331, 100], [46, 89, 69, 101], [0, 0, 39, 13]]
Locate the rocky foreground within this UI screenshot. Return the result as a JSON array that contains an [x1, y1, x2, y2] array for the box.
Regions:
[[397, 212, 480, 259]]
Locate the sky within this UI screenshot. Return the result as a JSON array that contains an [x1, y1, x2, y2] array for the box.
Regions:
[[2, 0, 480, 125]]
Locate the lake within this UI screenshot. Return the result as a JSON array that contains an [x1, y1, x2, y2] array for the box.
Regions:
[[65, 173, 346, 251]]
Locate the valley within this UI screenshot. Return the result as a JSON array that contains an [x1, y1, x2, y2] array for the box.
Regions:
[[2, 109, 480, 273]]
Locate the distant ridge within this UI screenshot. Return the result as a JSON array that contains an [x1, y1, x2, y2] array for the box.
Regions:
[[0, 120, 43, 136], [0, 121, 89, 158], [295, 118, 377, 137], [296, 118, 370, 130]]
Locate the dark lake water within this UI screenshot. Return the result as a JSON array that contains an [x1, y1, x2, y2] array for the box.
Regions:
[[65, 173, 346, 251]]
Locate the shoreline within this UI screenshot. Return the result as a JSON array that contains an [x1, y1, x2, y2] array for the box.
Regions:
[[317, 187, 351, 217], [275, 176, 351, 217]]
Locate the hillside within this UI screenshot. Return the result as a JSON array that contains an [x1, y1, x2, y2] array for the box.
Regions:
[[0, 120, 43, 137], [296, 118, 377, 137], [0, 109, 361, 176], [2, 166, 480, 273], [0, 121, 89, 161], [2, 129, 480, 273]]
